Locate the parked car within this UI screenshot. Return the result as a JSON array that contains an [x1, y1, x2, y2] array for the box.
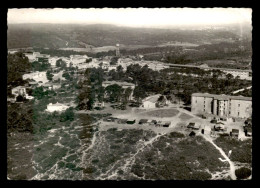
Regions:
[[187, 122, 195, 129], [210, 119, 217, 124]]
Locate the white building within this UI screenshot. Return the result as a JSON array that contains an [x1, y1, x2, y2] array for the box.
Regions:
[[24, 52, 50, 62], [101, 61, 110, 69], [42, 82, 61, 91], [23, 71, 48, 85], [11, 86, 34, 100], [46, 102, 69, 112], [108, 65, 118, 71], [141, 94, 161, 109], [191, 93, 252, 119], [48, 56, 60, 67], [70, 55, 88, 67]]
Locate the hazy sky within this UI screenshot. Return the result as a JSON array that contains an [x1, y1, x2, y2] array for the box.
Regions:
[[8, 8, 252, 27]]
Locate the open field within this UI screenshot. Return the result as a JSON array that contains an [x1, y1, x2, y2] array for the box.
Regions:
[[140, 109, 179, 118]]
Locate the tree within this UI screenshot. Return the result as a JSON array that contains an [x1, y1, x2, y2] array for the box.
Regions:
[[60, 107, 75, 122], [133, 86, 147, 103], [235, 167, 251, 180], [56, 59, 67, 69], [226, 73, 234, 80], [116, 65, 124, 72], [62, 72, 72, 81], [86, 58, 92, 63], [110, 56, 119, 65], [97, 86, 105, 102], [77, 87, 95, 110], [124, 87, 133, 102], [105, 84, 123, 103], [7, 52, 31, 86], [46, 70, 54, 81], [32, 86, 46, 100]]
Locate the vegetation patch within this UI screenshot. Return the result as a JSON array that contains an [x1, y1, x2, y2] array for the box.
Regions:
[[235, 167, 251, 180], [214, 137, 252, 164]]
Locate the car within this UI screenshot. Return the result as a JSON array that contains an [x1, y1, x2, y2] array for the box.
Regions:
[[210, 119, 217, 124], [187, 122, 195, 129], [201, 115, 207, 119]]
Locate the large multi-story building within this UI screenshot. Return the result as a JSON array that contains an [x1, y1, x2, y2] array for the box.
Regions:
[[191, 93, 252, 119]]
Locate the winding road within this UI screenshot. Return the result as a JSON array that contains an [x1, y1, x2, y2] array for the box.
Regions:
[[201, 134, 236, 180]]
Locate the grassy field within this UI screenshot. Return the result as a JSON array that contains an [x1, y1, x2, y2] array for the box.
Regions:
[[179, 113, 193, 121], [142, 109, 179, 118]]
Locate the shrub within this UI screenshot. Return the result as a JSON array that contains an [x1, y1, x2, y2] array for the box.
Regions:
[[235, 167, 251, 180], [169, 132, 185, 138], [60, 107, 75, 122]]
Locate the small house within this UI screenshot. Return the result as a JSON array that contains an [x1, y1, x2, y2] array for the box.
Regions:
[[141, 94, 161, 109], [11, 86, 34, 100], [127, 119, 136, 124], [139, 119, 148, 125]]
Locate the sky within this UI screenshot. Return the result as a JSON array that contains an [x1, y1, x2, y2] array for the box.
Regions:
[[8, 8, 252, 27]]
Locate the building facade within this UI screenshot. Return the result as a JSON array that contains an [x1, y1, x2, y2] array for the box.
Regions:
[[46, 102, 69, 112], [141, 94, 161, 109], [191, 93, 252, 119]]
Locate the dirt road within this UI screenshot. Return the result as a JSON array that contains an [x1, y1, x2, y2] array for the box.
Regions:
[[201, 133, 236, 180]]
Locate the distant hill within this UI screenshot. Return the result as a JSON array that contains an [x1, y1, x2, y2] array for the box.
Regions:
[[7, 23, 245, 49]]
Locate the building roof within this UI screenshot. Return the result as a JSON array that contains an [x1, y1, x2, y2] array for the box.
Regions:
[[232, 129, 239, 133], [102, 81, 135, 87], [12, 86, 26, 90], [139, 119, 148, 123], [48, 102, 68, 107], [142, 94, 161, 103], [192, 93, 252, 101]]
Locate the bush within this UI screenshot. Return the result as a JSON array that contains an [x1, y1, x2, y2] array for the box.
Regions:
[[60, 107, 75, 122], [235, 167, 251, 180], [169, 132, 185, 138]]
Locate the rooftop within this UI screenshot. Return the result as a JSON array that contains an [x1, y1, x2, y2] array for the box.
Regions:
[[102, 81, 135, 87], [143, 94, 161, 103], [192, 93, 252, 101]]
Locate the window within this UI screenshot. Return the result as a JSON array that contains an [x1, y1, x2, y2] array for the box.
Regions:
[[238, 112, 240, 116], [238, 104, 240, 107]]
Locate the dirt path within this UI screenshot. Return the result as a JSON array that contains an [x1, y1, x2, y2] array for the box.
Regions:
[[201, 134, 236, 180]]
